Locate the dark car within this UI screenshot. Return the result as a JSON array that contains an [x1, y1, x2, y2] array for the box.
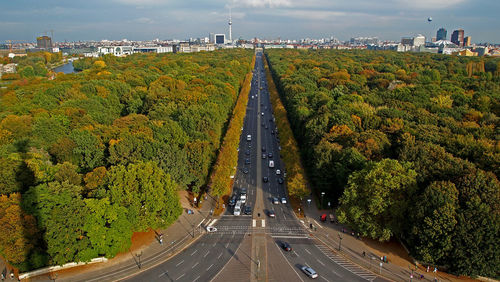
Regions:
[[245, 150, 250, 155], [245, 159, 251, 165], [229, 195, 237, 206], [271, 130, 274, 135], [262, 146, 266, 152], [268, 210, 276, 218], [277, 177, 284, 184], [244, 206, 252, 215], [281, 242, 292, 252], [263, 176, 269, 183], [243, 168, 249, 174], [262, 153, 267, 159], [268, 152, 273, 158]]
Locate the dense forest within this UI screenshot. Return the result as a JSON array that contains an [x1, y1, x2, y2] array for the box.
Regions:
[[0, 49, 253, 270], [266, 49, 499, 278]]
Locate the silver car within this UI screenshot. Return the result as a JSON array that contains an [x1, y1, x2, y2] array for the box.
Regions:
[[301, 266, 318, 279]]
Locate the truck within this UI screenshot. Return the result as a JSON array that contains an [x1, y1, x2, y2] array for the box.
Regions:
[[234, 201, 242, 216], [247, 134, 251, 141]]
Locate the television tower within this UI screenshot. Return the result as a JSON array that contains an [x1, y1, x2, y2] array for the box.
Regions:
[[228, 8, 232, 43]]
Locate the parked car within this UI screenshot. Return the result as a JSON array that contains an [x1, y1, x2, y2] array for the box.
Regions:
[[229, 195, 237, 206], [281, 242, 292, 252], [301, 266, 318, 279], [320, 214, 327, 222]]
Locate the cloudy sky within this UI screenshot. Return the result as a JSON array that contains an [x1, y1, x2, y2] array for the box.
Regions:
[[1, 0, 499, 43]]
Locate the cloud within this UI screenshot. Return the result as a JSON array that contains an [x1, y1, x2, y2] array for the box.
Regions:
[[231, 0, 292, 8], [111, 0, 168, 5], [397, 0, 467, 9], [131, 17, 155, 24]]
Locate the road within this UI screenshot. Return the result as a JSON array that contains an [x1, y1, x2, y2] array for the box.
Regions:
[[123, 51, 387, 282]]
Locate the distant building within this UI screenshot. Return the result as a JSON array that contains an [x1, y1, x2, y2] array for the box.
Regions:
[[452, 49, 477, 56], [451, 29, 464, 47], [436, 28, 447, 41], [464, 36, 471, 47], [215, 34, 226, 44], [134, 46, 173, 53], [98, 46, 133, 56], [413, 34, 426, 46], [37, 36, 52, 49]]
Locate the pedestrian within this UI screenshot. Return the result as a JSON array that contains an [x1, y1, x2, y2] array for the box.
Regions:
[[420, 274, 424, 280], [427, 266, 430, 272], [362, 251, 366, 257], [159, 238, 163, 245], [357, 232, 360, 239]]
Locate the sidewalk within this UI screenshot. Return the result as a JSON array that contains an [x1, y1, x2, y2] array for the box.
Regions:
[[301, 195, 477, 282], [22, 190, 215, 282]]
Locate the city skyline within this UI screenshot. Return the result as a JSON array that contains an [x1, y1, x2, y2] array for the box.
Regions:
[[1, 0, 499, 43]]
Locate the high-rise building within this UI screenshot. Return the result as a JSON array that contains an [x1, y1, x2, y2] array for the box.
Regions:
[[228, 8, 232, 43], [37, 36, 52, 49], [215, 34, 225, 44], [451, 29, 464, 47], [464, 36, 471, 47], [436, 28, 447, 41]]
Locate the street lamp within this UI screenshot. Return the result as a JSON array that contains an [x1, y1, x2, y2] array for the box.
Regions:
[[321, 192, 325, 209], [136, 251, 143, 269], [338, 232, 343, 251]]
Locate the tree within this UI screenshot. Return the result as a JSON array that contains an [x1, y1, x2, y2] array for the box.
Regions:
[[70, 130, 105, 171], [337, 159, 417, 241], [408, 181, 458, 264], [107, 161, 182, 231]]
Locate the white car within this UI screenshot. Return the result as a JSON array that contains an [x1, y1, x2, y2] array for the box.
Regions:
[[206, 226, 217, 233], [301, 266, 318, 279], [276, 169, 281, 175], [281, 198, 287, 204]]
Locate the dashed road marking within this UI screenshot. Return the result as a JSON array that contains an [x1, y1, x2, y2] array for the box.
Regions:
[[176, 260, 184, 267], [191, 249, 198, 256], [175, 273, 185, 280], [207, 263, 214, 271], [204, 251, 210, 258], [192, 262, 199, 269], [305, 248, 311, 255]]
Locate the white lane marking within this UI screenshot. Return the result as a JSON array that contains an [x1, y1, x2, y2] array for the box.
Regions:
[[207, 263, 214, 271], [193, 275, 200, 282], [204, 251, 210, 257], [191, 249, 198, 256], [313, 219, 323, 229], [320, 277, 330, 282], [225, 242, 230, 248], [175, 273, 185, 280], [305, 249, 311, 255], [253, 219, 256, 227], [293, 251, 299, 257], [262, 219, 266, 227], [192, 262, 199, 269], [316, 259, 325, 266], [331, 269, 343, 278], [176, 260, 184, 267], [218, 252, 223, 259]]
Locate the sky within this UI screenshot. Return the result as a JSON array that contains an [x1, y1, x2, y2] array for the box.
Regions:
[[1, 0, 499, 43]]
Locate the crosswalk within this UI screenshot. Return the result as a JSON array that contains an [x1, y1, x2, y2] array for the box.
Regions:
[[315, 244, 377, 281], [204, 225, 309, 237]]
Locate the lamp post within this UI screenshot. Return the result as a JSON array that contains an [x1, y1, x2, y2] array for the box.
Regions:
[[321, 192, 325, 209], [136, 251, 143, 269], [338, 232, 343, 251]]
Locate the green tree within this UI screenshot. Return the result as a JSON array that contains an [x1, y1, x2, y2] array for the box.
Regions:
[[337, 159, 417, 241]]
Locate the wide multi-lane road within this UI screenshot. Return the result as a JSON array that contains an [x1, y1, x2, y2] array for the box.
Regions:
[[123, 51, 386, 282]]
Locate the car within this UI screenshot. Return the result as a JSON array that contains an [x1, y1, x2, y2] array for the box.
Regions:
[[244, 206, 252, 215], [271, 130, 275, 135], [268, 210, 276, 218], [277, 177, 284, 184], [243, 168, 249, 174], [301, 266, 318, 279], [262, 153, 267, 159], [281, 242, 292, 252], [273, 197, 279, 204], [276, 169, 281, 175], [265, 125, 268, 129], [245, 159, 251, 165], [268, 152, 273, 158], [320, 214, 327, 222], [262, 146, 266, 152], [261, 112, 264, 116], [229, 195, 237, 206], [206, 226, 217, 233], [281, 198, 287, 204], [263, 176, 269, 183], [245, 150, 250, 155]]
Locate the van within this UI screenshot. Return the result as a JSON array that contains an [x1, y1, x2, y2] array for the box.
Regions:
[[234, 201, 242, 216], [247, 135, 252, 141], [269, 160, 275, 168]]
